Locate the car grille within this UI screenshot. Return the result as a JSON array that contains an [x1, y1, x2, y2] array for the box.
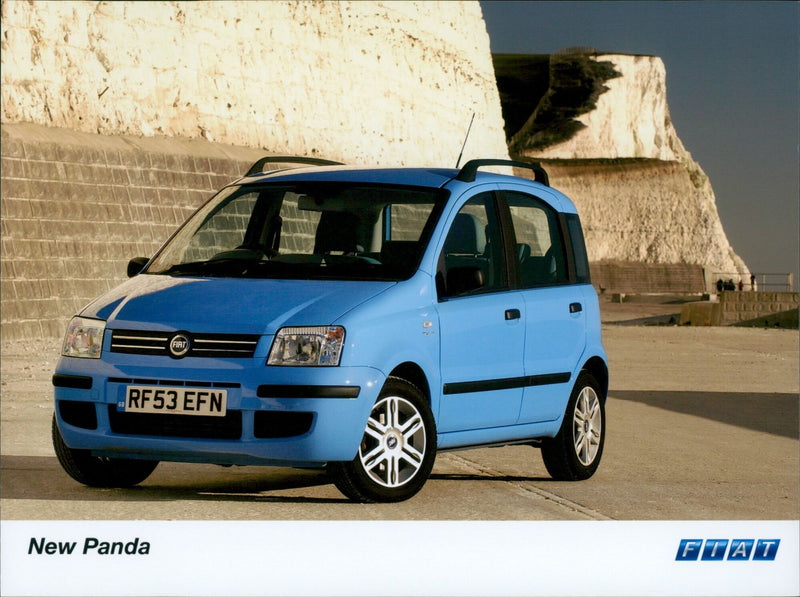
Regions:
[[109, 330, 260, 358], [108, 405, 243, 440]]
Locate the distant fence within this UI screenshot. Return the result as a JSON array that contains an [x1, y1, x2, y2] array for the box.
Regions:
[[711, 273, 795, 293]]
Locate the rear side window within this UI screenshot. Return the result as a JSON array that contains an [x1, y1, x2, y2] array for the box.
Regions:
[[505, 191, 568, 288], [565, 213, 591, 284]]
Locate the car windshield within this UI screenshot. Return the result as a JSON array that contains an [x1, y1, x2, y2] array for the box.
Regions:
[[145, 182, 447, 280]]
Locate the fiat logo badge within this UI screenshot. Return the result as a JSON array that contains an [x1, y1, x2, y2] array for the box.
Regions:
[[169, 333, 191, 358]]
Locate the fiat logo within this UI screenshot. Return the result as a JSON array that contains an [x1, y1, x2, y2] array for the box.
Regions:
[[169, 333, 191, 358]]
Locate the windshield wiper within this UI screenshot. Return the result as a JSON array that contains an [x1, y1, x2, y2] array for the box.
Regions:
[[159, 258, 251, 277], [156, 256, 393, 280]]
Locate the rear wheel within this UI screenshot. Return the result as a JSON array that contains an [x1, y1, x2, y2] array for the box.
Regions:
[[328, 377, 436, 502], [52, 414, 158, 487], [541, 371, 605, 480]]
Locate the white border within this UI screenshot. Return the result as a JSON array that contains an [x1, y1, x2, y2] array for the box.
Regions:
[[2, 520, 798, 596]]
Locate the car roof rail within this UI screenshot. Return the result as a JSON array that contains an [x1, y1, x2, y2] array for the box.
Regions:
[[245, 156, 345, 177], [455, 159, 549, 186]]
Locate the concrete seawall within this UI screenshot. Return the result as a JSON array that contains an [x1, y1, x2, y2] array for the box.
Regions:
[[680, 291, 799, 327], [1, 123, 265, 342], [589, 261, 706, 295]]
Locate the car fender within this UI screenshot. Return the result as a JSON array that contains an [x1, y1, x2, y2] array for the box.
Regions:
[[335, 271, 442, 418]]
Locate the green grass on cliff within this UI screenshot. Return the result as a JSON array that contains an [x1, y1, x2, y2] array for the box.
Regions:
[[491, 54, 551, 141], [493, 52, 621, 152]]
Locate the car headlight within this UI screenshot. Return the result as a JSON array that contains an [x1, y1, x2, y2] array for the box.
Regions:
[[268, 326, 345, 366], [61, 317, 106, 359]]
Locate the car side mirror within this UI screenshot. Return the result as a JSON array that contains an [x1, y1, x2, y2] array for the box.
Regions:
[[127, 257, 150, 278], [446, 266, 484, 297]]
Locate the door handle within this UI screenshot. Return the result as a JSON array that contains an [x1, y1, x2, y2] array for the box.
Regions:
[[569, 302, 583, 314], [505, 308, 521, 320]]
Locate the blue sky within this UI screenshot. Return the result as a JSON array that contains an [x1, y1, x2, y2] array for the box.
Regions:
[[480, 1, 799, 284]]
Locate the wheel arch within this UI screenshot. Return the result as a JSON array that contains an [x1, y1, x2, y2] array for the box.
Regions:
[[581, 356, 608, 401], [387, 361, 431, 404]]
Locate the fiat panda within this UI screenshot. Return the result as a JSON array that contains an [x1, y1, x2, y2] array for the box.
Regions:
[[52, 157, 608, 502]]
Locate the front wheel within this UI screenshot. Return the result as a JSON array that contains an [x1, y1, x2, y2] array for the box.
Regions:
[[52, 414, 158, 488], [328, 377, 436, 502], [541, 371, 605, 481]]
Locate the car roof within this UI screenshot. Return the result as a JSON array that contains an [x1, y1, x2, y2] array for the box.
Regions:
[[236, 164, 551, 190], [230, 159, 575, 213], [237, 165, 460, 188]]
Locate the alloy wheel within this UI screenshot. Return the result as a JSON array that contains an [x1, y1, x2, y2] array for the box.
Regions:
[[572, 386, 602, 466], [358, 395, 427, 488]]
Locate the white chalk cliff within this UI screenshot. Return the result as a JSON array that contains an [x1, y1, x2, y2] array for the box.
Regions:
[[1, 3, 747, 279], [511, 52, 748, 279], [0, 0, 508, 166]]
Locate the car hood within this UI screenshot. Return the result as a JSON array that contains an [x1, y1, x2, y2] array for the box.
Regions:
[[79, 275, 395, 335]]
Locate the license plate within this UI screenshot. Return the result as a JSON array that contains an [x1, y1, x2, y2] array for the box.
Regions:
[[123, 386, 227, 417]]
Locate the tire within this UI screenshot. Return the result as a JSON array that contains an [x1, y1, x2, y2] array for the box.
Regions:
[[328, 377, 436, 502], [52, 414, 158, 488], [541, 371, 605, 481]]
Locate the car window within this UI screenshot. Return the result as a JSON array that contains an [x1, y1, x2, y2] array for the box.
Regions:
[[565, 213, 591, 284], [505, 191, 569, 287], [184, 191, 260, 262], [146, 183, 445, 281], [387, 203, 432, 241], [438, 193, 506, 298]]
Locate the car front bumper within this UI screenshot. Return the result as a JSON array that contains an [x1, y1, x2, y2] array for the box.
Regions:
[[53, 354, 384, 467]]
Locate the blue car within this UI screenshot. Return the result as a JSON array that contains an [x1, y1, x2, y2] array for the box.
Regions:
[[52, 157, 608, 502]]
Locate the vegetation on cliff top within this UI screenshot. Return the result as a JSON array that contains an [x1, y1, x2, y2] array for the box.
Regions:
[[493, 52, 621, 152], [491, 54, 551, 141]]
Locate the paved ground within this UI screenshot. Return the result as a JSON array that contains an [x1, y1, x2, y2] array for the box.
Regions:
[[1, 304, 797, 520]]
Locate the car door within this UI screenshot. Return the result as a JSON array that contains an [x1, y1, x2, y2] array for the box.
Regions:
[[435, 192, 526, 433], [503, 190, 588, 423]]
